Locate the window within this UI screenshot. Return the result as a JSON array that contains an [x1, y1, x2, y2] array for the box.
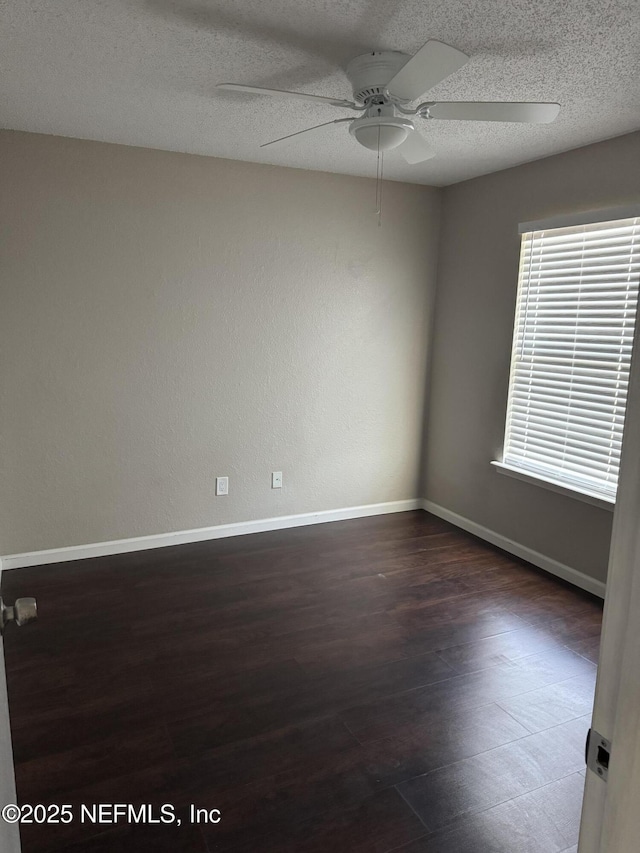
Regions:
[[495, 208, 640, 507]]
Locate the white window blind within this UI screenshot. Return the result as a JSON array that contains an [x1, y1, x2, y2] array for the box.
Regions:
[[502, 214, 640, 500]]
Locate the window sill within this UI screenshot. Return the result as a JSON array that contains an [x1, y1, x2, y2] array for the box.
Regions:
[[491, 461, 616, 511]]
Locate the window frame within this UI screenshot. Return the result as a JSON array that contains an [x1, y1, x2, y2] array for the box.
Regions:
[[494, 204, 640, 508]]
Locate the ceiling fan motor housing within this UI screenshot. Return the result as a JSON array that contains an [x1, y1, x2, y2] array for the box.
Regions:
[[346, 51, 411, 104]]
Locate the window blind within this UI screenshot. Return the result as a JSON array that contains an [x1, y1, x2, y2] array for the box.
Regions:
[[503, 215, 640, 499]]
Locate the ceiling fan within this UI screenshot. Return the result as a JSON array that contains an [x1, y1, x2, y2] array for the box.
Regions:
[[218, 39, 560, 163]]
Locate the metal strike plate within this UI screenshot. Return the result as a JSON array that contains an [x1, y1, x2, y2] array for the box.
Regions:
[[0, 597, 38, 635], [586, 728, 611, 782]]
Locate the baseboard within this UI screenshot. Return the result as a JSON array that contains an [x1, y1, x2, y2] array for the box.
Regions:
[[1, 499, 422, 570], [4, 498, 605, 598], [422, 499, 606, 599]]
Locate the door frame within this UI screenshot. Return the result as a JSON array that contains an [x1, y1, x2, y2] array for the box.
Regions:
[[578, 314, 640, 852], [0, 618, 21, 852]]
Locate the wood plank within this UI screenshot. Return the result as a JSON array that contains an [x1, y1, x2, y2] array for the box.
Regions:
[[200, 787, 426, 853], [497, 671, 597, 733], [393, 772, 585, 852], [395, 716, 589, 832], [434, 624, 562, 673], [340, 648, 595, 743]]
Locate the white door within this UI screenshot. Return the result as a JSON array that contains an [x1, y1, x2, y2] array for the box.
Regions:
[[0, 627, 21, 852], [578, 314, 640, 852]]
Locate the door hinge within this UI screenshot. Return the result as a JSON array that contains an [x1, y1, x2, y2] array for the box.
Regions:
[[586, 728, 611, 782]]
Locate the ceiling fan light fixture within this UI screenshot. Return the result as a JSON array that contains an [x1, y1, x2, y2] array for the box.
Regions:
[[350, 117, 415, 152]]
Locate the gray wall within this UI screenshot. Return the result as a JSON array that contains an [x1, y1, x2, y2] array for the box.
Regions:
[[0, 131, 441, 554], [425, 130, 640, 585]]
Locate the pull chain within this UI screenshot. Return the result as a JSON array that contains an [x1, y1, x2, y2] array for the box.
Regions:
[[375, 125, 384, 227]]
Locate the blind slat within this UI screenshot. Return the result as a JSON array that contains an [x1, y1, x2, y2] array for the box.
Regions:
[[510, 407, 625, 431], [510, 400, 626, 423], [511, 391, 627, 416], [508, 413, 624, 441]]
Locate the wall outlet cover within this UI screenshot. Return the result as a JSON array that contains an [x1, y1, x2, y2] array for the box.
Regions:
[[216, 476, 229, 496]]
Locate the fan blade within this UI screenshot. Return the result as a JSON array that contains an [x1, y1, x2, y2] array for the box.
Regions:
[[428, 102, 560, 123], [217, 83, 356, 109], [396, 130, 436, 165], [260, 118, 353, 148], [386, 40, 469, 102]]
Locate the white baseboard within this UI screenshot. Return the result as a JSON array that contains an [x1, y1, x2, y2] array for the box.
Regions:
[[3, 498, 606, 599], [1, 499, 422, 571], [422, 499, 606, 599]]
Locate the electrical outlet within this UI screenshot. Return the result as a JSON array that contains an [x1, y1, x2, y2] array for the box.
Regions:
[[271, 471, 283, 489], [216, 476, 229, 496]]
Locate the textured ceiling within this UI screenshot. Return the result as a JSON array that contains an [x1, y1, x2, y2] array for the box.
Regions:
[[1, 0, 639, 186]]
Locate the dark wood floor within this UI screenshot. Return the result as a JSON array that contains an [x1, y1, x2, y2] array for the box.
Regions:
[[2, 511, 602, 852]]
